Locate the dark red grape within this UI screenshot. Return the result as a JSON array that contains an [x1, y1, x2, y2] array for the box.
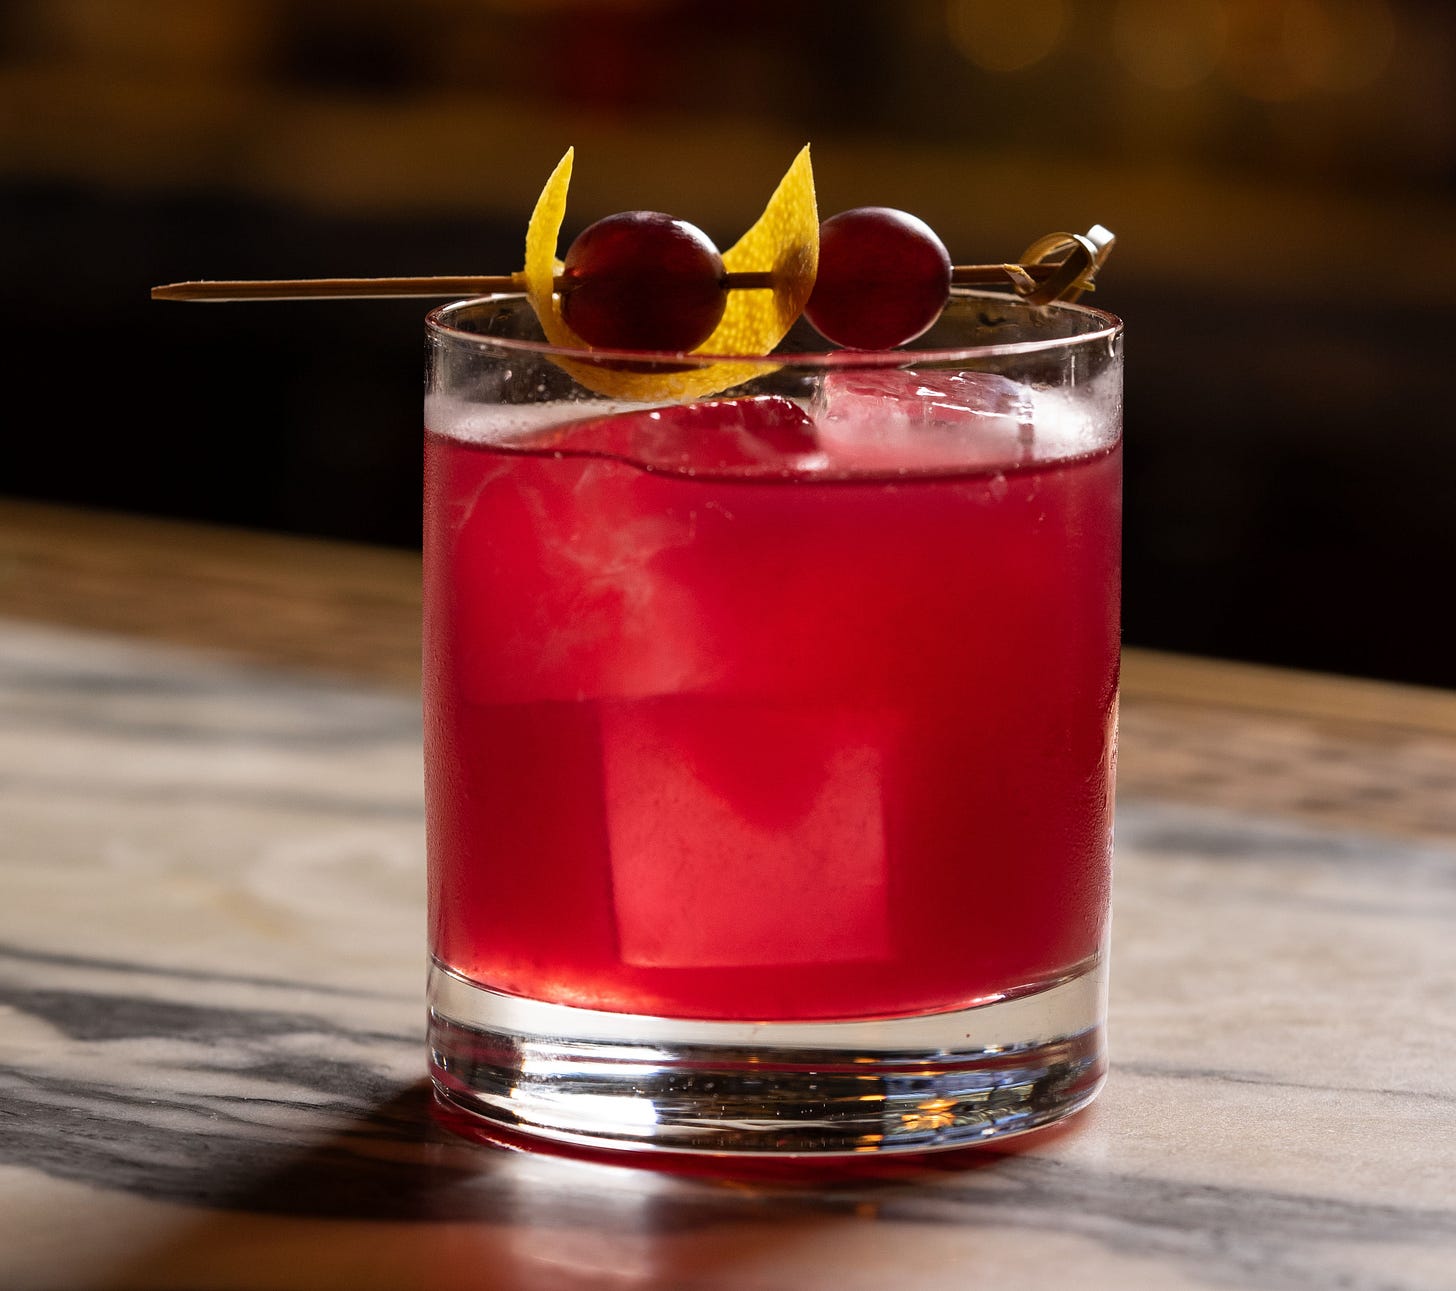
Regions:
[[560, 211, 727, 353], [804, 207, 952, 350]]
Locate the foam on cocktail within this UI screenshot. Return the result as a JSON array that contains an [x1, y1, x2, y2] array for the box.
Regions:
[[426, 366, 1117, 479], [423, 394, 651, 447]]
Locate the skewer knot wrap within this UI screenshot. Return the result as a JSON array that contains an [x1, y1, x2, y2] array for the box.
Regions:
[[1015, 225, 1116, 306]]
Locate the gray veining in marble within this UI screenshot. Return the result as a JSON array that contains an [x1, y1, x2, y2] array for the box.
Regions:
[[1, 618, 1453, 1291]]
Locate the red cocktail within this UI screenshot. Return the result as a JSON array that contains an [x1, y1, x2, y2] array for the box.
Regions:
[[424, 294, 1122, 1155]]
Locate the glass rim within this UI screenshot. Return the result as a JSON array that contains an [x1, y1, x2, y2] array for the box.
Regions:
[[425, 290, 1123, 368]]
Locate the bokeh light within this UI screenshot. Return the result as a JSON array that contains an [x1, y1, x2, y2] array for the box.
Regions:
[[1219, 0, 1396, 101], [946, 0, 1069, 73], [1284, 0, 1396, 94], [1113, 0, 1228, 91]]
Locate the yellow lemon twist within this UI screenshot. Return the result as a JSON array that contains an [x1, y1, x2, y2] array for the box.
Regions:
[[523, 146, 818, 402]]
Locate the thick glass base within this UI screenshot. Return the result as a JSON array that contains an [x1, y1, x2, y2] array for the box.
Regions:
[[428, 959, 1106, 1157]]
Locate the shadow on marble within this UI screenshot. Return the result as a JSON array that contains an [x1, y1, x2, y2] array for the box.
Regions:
[[92, 1079, 1079, 1291], [153, 1077, 1066, 1217]]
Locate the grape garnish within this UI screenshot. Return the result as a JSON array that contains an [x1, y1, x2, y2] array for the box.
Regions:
[[562, 205, 958, 354], [805, 207, 952, 350], [560, 211, 728, 353]]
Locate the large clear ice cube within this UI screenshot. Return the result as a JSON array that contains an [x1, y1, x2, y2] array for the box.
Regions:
[[601, 698, 892, 968], [811, 369, 1038, 472]]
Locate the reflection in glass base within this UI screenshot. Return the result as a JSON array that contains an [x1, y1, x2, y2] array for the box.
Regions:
[[428, 959, 1106, 1157]]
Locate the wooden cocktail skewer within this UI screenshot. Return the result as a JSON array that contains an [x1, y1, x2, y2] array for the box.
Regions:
[[151, 274, 531, 302], [150, 262, 1069, 303], [152, 225, 1114, 309]]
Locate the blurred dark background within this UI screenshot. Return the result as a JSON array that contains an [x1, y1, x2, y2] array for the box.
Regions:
[[3, 0, 1454, 687]]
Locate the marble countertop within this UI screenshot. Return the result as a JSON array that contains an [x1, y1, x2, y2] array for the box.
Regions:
[[2, 501, 1454, 1291]]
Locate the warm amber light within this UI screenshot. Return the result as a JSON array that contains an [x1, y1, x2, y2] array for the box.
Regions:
[[1285, 0, 1396, 93], [1219, 0, 1397, 101], [1113, 0, 1227, 91], [899, 1097, 960, 1133], [946, 0, 1069, 73]]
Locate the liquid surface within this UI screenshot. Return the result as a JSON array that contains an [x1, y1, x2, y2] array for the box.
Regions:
[[424, 383, 1120, 1020]]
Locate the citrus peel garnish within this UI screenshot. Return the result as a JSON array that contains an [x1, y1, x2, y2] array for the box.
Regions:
[[522, 145, 818, 401], [711, 144, 818, 353]]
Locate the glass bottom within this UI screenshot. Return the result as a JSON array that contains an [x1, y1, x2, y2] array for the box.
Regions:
[[427, 958, 1107, 1157]]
